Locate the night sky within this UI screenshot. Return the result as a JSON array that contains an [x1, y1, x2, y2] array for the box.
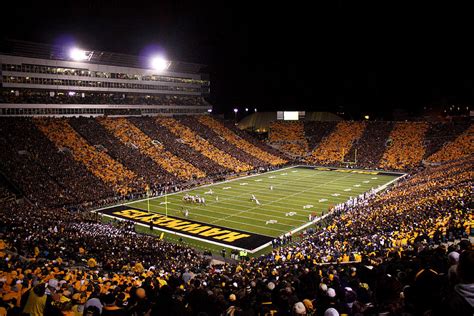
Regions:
[[1, 1, 473, 118]]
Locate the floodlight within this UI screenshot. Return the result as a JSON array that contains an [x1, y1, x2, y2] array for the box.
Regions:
[[207, 109, 213, 113], [233, 108, 238, 113], [254, 108, 257, 112], [69, 48, 88, 61], [364, 115, 369, 120], [245, 108, 248, 112], [151, 56, 170, 71]]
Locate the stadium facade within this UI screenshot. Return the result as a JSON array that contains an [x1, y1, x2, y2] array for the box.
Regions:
[[0, 40, 212, 116]]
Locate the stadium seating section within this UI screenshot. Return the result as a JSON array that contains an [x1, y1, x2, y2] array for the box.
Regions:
[[307, 121, 367, 165], [0, 116, 286, 208], [156, 117, 253, 173], [268, 121, 308, 157], [34, 118, 138, 195], [98, 117, 206, 180], [427, 123, 474, 163], [268, 120, 472, 170], [198, 116, 287, 166], [379, 122, 429, 170]]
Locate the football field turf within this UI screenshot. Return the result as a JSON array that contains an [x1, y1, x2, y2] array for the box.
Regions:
[[97, 166, 403, 253]]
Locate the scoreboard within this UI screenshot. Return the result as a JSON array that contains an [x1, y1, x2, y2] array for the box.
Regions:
[[277, 111, 305, 120]]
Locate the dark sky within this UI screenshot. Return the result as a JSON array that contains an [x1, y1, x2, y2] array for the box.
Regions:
[[1, 1, 473, 117]]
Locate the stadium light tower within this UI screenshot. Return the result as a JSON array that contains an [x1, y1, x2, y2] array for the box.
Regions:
[[234, 108, 238, 122], [69, 48, 89, 61], [150, 56, 170, 72]]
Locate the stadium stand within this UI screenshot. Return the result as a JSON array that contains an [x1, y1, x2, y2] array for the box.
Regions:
[[198, 116, 287, 166], [304, 121, 338, 151], [268, 121, 308, 157], [223, 120, 286, 159], [379, 122, 429, 170], [177, 116, 270, 168], [156, 117, 253, 173], [69, 117, 178, 190], [427, 123, 474, 163], [128, 117, 231, 177], [423, 121, 471, 158], [307, 121, 366, 165], [343, 121, 395, 169], [34, 118, 138, 195], [0, 118, 113, 207], [98, 117, 206, 180], [0, 155, 471, 316]]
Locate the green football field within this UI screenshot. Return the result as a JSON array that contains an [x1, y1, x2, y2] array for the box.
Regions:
[[99, 166, 402, 255]]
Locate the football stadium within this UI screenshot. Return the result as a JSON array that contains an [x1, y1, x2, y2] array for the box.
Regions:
[[0, 5, 473, 315]]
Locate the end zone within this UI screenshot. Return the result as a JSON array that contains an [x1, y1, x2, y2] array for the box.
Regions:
[[97, 205, 274, 252]]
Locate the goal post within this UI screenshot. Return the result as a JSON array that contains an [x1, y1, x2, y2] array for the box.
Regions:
[[342, 148, 357, 165]]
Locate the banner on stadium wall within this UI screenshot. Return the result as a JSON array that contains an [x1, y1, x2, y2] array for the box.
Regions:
[[97, 205, 274, 251]]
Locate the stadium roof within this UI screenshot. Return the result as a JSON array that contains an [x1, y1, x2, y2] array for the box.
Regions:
[[0, 39, 207, 74]]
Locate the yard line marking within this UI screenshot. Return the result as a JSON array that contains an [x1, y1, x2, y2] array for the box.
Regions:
[[210, 173, 355, 226], [344, 188, 352, 191], [148, 197, 310, 223]]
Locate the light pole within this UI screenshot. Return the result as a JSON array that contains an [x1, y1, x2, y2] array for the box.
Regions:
[[234, 108, 238, 123]]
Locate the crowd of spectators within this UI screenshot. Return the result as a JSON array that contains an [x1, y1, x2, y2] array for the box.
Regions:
[[307, 122, 366, 165], [303, 122, 337, 151], [427, 124, 474, 163], [34, 118, 138, 196], [97, 117, 206, 181], [0, 118, 114, 208], [199, 116, 287, 166], [128, 117, 231, 178], [0, 90, 209, 107], [268, 122, 308, 157], [156, 117, 253, 173], [68, 118, 177, 192], [379, 122, 429, 171], [0, 154, 472, 316], [177, 117, 269, 169], [223, 121, 286, 159], [423, 122, 471, 158]]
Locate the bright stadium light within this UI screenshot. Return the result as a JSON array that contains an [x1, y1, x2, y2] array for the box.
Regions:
[[151, 56, 170, 71], [207, 109, 212, 113], [69, 48, 89, 61], [254, 108, 257, 112], [233, 108, 238, 113], [245, 108, 248, 112]]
